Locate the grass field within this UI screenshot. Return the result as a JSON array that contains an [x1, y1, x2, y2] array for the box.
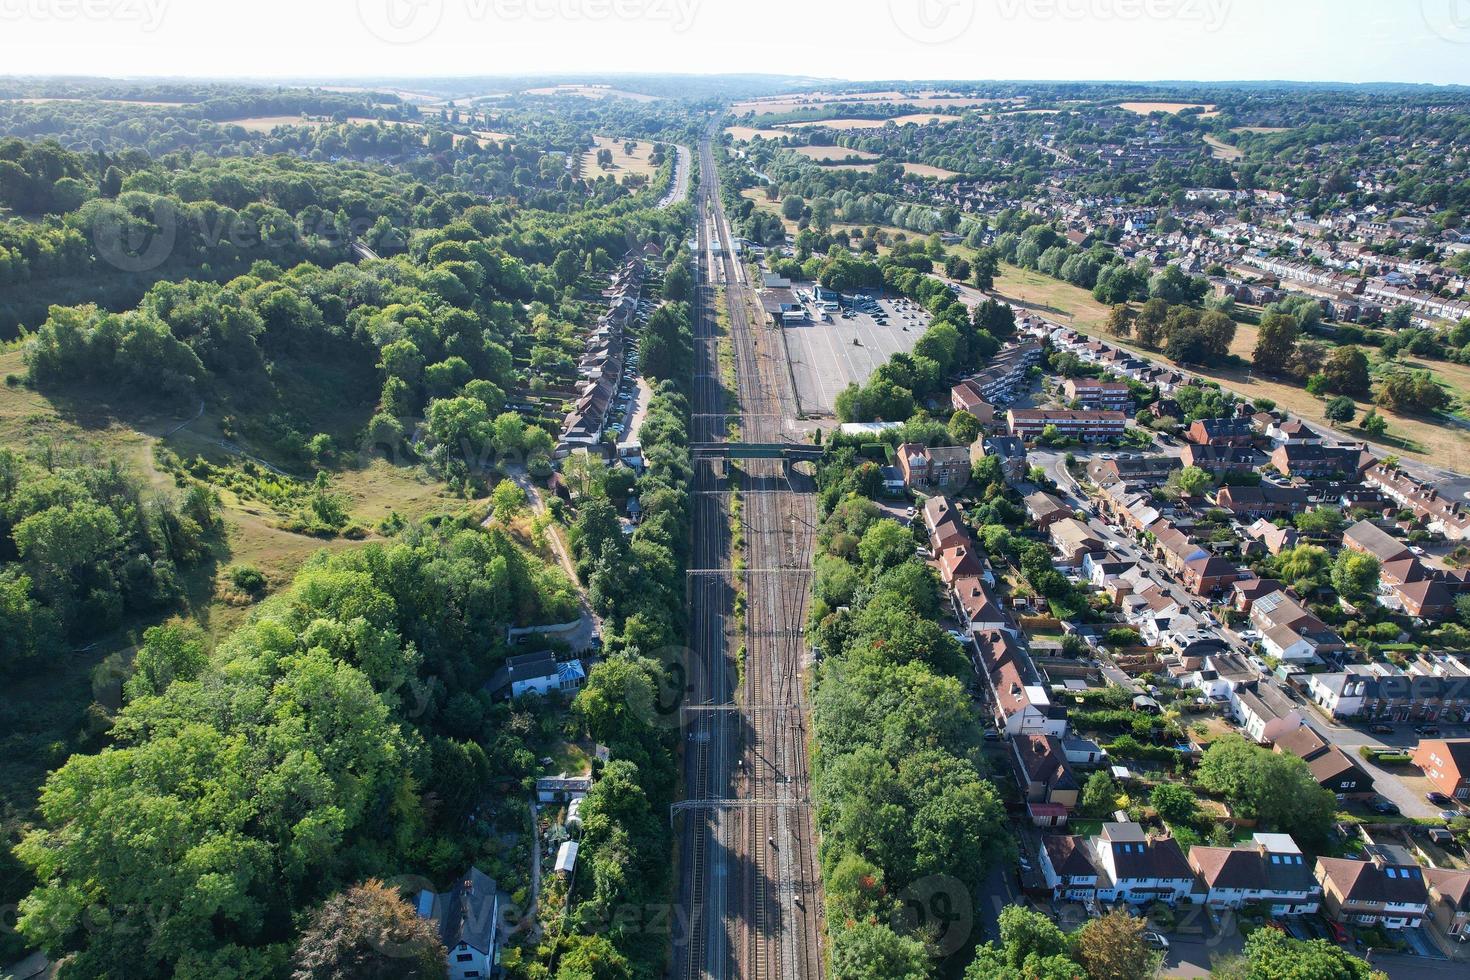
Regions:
[[725, 125, 789, 141], [903, 162, 960, 179], [579, 135, 661, 180], [793, 145, 881, 162], [1231, 126, 1292, 134], [1202, 134, 1243, 161], [1117, 101, 1217, 115], [732, 91, 1008, 116], [525, 84, 658, 102], [988, 264, 1470, 463], [782, 113, 963, 129]]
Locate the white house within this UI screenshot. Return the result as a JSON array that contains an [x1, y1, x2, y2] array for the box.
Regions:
[[1232, 683, 1304, 744], [486, 650, 587, 700], [1040, 834, 1102, 902], [416, 867, 499, 980], [1306, 670, 1374, 719], [1088, 822, 1200, 907], [1188, 834, 1321, 915]]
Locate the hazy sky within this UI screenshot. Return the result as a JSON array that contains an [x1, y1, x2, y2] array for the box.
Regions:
[[2, 0, 1469, 85]]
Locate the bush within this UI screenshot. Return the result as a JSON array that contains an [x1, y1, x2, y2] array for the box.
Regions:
[[228, 564, 267, 596]]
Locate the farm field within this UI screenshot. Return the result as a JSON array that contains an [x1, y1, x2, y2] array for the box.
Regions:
[[903, 162, 960, 179], [793, 145, 881, 161], [526, 83, 658, 101], [987, 263, 1470, 463], [1117, 101, 1218, 115], [1203, 134, 1243, 160], [579, 135, 661, 179], [725, 125, 789, 141], [782, 113, 963, 129]]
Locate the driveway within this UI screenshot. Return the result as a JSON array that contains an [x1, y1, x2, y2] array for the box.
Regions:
[[1159, 909, 1246, 978], [1307, 711, 1445, 818]]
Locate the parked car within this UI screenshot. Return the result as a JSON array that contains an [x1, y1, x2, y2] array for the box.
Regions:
[[1440, 810, 1461, 823], [1325, 920, 1351, 944], [1142, 932, 1170, 951], [1369, 797, 1400, 815], [1428, 792, 1452, 806], [1370, 723, 1395, 735], [1416, 725, 1441, 737]]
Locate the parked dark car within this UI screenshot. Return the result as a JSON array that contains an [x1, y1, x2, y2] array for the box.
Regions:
[[1428, 792, 1453, 806], [1369, 797, 1400, 815], [1370, 723, 1394, 735], [1416, 725, 1441, 737]]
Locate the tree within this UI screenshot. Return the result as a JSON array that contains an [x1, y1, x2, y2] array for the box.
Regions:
[[829, 919, 929, 980], [858, 519, 913, 572], [1360, 409, 1389, 438], [1196, 735, 1337, 845], [1134, 298, 1169, 349], [1455, 593, 1470, 627], [1106, 303, 1132, 338], [489, 479, 525, 522], [1150, 782, 1197, 825], [292, 880, 446, 979], [1323, 396, 1357, 424], [662, 260, 694, 302], [1320, 345, 1371, 396], [972, 247, 999, 291], [949, 410, 982, 445], [1331, 550, 1380, 604], [1238, 929, 1386, 980], [1081, 770, 1120, 817], [1375, 370, 1449, 415], [997, 906, 1069, 967], [1074, 911, 1158, 980], [1253, 312, 1300, 373], [1168, 465, 1213, 498], [555, 934, 634, 980]]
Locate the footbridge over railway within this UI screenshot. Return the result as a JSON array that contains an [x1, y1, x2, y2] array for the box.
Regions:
[[689, 441, 824, 463]]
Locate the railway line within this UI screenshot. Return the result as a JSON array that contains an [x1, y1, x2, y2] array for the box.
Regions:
[[673, 124, 824, 980]]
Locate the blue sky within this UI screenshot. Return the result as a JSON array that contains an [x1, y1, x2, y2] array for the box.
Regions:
[[1, 0, 1468, 85]]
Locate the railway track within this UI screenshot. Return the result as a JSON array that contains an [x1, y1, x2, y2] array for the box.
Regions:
[[674, 122, 824, 980]]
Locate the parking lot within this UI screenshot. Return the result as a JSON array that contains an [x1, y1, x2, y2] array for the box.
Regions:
[[781, 292, 928, 415]]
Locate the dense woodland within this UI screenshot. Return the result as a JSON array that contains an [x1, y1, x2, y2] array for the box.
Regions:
[[0, 79, 698, 978]]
